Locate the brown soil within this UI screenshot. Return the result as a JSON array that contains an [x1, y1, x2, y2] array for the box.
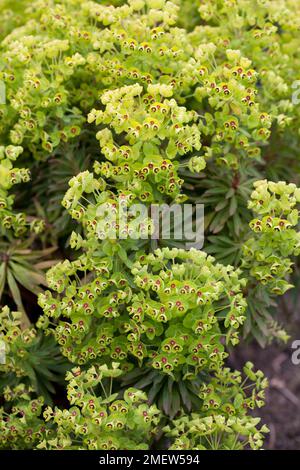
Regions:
[[231, 293, 300, 450]]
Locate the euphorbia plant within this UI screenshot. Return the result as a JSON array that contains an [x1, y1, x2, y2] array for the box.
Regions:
[[35, 73, 268, 446], [1, 0, 300, 451]]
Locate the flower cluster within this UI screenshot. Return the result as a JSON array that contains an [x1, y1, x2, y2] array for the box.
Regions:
[[2, 0, 300, 451], [39, 363, 160, 450], [193, 0, 300, 174], [0, 306, 37, 379], [0, 384, 46, 449], [0, 145, 43, 234], [165, 364, 269, 450], [0, 0, 190, 161], [0, 305, 68, 402], [38, 247, 246, 377], [131, 248, 247, 373], [88, 84, 201, 202], [243, 180, 300, 295]]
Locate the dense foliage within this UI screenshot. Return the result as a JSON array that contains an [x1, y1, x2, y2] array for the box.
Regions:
[[0, 0, 300, 450]]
